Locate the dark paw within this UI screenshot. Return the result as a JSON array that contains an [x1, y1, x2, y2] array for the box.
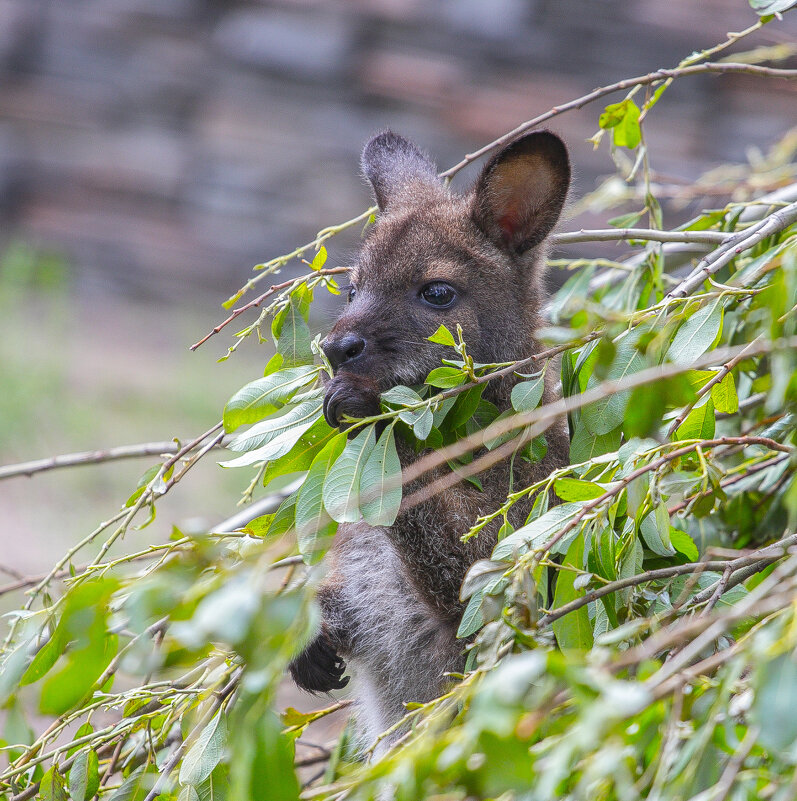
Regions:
[[289, 630, 350, 693], [323, 373, 381, 429]]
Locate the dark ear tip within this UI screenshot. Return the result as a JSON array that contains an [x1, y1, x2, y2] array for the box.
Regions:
[[500, 130, 569, 169], [360, 130, 439, 211], [361, 130, 427, 171], [363, 129, 403, 152]]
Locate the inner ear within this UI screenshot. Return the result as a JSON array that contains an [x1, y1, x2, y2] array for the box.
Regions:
[[472, 130, 570, 255], [361, 131, 440, 211]]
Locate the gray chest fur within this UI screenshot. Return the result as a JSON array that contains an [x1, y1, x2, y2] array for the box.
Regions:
[[330, 523, 463, 753]]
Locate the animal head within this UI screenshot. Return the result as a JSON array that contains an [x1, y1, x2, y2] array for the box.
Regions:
[[321, 130, 570, 428]]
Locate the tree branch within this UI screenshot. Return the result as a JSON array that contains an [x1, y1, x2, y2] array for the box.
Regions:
[[666, 201, 797, 299], [190, 267, 348, 351], [0, 439, 230, 481], [440, 63, 797, 180], [399, 337, 797, 510], [551, 229, 727, 246]]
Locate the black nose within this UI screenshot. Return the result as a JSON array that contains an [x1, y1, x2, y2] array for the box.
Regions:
[[322, 333, 366, 371]]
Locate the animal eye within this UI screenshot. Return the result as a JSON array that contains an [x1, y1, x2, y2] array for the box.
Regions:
[[347, 286, 357, 304], [420, 281, 456, 308]]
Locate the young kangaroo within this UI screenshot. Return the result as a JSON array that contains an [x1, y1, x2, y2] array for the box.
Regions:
[[289, 130, 571, 752]]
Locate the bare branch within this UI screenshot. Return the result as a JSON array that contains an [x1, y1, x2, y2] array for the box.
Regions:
[[440, 63, 797, 180], [667, 201, 797, 299], [0, 439, 230, 482], [552, 228, 726, 246], [191, 266, 348, 351]]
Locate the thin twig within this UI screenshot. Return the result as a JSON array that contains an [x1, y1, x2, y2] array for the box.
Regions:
[[141, 668, 242, 801], [553, 228, 727, 246], [191, 267, 348, 351], [0, 439, 230, 481], [667, 336, 763, 436], [440, 62, 797, 179], [709, 725, 760, 801], [538, 532, 797, 628], [666, 201, 797, 299]]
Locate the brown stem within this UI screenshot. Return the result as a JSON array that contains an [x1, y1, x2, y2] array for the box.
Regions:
[[190, 267, 348, 351]]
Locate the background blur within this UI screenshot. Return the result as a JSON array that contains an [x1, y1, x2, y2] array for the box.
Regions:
[[1, 0, 795, 577]]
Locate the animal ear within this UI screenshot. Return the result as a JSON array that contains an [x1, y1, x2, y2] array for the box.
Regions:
[[472, 130, 570, 255], [361, 131, 439, 211]]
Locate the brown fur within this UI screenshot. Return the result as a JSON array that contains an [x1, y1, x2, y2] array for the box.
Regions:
[[289, 130, 571, 751]]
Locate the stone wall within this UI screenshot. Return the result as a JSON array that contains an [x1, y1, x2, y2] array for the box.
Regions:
[[0, 0, 794, 302]]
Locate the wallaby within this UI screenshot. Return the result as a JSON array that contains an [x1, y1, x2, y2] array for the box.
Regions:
[[289, 129, 571, 753]]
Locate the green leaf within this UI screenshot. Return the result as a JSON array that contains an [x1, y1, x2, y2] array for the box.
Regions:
[[457, 588, 485, 638], [381, 385, 424, 406], [38, 579, 119, 715], [670, 529, 699, 561], [40, 766, 68, 801], [623, 383, 666, 438], [554, 478, 605, 502], [613, 99, 641, 148], [67, 723, 94, 759], [749, 0, 797, 15], [427, 324, 456, 347], [261, 420, 337, 487], [552, 536, 593, 651], [492, 503, 582, 560], [222, 400, 322, 466], [68, 749, 99, 801], [666, 300, 723, 365], [223, 366, 318, 432], [510, 376, 545, 413], [710, 372, 738, 414], [460, 560, 508, 601], [107, 766, 155, 801], [582, 335, 646, 435], [39, 633, 118, 715], [638, 503, 675, 556], [322, 426, 377, 523], [309, 246, 327, 271], [425, 366, 467, 389], [608, 209, 646, 228], [618, 535, 644, 605], [125, 463, 161, 508], [180, 712, 227, 787], [676, 398, 716, 441], [549, 265, 595, 324], [230, 710, 299, 801], [179, 787, 201, 801], [412, 407, 434, 440], [295, 435, 346, 563], [359, 426, 402, 527], [752, 653, 797, 751], [2, 698, 32, 763], [273, 298, 313, 367], [20, 630, 65, 686], [599, 99, 641, 149], [448, 385, 486, 430], [570, 422, 621, 464], [196, 764, 229, 801]]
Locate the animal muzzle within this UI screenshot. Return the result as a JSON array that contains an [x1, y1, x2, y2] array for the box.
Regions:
[[321, 332, 366, 372]]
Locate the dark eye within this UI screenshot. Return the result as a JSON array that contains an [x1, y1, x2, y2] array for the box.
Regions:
[[347, 286, 357, 304], [420, 281, 456, 308]]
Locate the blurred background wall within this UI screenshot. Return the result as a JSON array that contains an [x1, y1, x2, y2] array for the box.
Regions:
[[0, 0, 795, 572]]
